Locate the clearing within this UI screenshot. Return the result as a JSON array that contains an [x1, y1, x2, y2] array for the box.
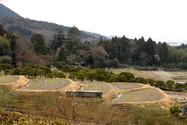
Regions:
[[114, 88, 165, 102], [0, 76, 20, 84], [21, 79, 71, 90], [81, 81, 111, 95]]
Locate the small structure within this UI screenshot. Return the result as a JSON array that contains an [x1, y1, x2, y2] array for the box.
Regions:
[[179, 100, 187, 106], [65, 90, 102, 98]]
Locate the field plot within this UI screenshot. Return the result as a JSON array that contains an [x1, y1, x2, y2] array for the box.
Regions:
[[0, 76, 20, 84], [138, 71, 166, 81], [107, 69, 145, 76], [110, 83, 142, 90], [152, 71, 177, 78], [114, 88, 164, 102], [22, 79, 71, 90], [81, 81, 111, 95]]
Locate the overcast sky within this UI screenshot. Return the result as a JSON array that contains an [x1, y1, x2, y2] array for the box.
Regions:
[[1, 0, 187, 44]]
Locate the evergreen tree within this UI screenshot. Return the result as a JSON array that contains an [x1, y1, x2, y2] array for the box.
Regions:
[[159, 42, 169, 64], [71, 45, 78, 55], [50, 28, 66, 51], [67, 25, 81, 46], [30, 33, 51, 55], [57, 46, 67, 62]]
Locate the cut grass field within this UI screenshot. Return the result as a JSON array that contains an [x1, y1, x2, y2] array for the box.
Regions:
[[0, 76, 20, 84], [81, 81, 111, 95], [110, 83, 143, 90], [114, 88, 165, 102], [21, 79, 71, 90]]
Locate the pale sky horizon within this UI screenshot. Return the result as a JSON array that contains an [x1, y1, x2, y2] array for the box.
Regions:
[[1, 0, 187, 45]]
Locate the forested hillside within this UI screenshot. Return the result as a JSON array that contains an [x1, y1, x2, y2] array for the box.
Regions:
[[97, 36, 187, 70], [0, 15, 100, 45]]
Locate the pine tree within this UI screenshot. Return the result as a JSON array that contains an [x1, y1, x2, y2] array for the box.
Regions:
[[50, 28, 65, 51]]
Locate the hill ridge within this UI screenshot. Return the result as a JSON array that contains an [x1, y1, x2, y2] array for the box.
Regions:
[[0, 4, 20, 17]]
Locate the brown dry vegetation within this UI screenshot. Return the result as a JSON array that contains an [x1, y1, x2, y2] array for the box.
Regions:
[[23, 92, 127, 125]]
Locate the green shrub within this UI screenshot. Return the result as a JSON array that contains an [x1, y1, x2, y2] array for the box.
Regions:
[[136, 77, 146, 83], [47, 73, 53, 79], [169, 103, 180, 115], [56, 72, 66, 78]]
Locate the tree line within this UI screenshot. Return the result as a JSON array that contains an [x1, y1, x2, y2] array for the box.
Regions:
[[2, 22, 187, 70]]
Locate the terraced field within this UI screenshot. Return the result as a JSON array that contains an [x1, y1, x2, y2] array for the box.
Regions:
[[0, 76, 20, 84], [114, 88, 164, 102], [110, 83, 142, 90], [22, 79, 71, 90], [81, 81, 111, 95]]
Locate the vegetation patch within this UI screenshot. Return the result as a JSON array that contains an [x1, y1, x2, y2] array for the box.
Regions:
[[0, 76, 20, 84], [21, 79, 71, 90], [110, 83, 143, 90], [114, 88, 165, 102]]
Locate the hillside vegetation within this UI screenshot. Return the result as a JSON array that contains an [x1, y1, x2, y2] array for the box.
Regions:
[[0, 15, 100, 45]]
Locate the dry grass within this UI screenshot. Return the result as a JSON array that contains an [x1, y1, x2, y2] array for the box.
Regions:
[[152, 71, 177, 78], [81, 81, 111, 95], [114, 88, 165, 102], [23, 92, 126, 124], [0, 76, 20, 84], [111, 83, 175, 107], [21, 79, 71, 90], [16, 78, 81, 93], [110, 83, 143, 90], [0, 76, 29, 90], [80, 81, 119, 101]]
